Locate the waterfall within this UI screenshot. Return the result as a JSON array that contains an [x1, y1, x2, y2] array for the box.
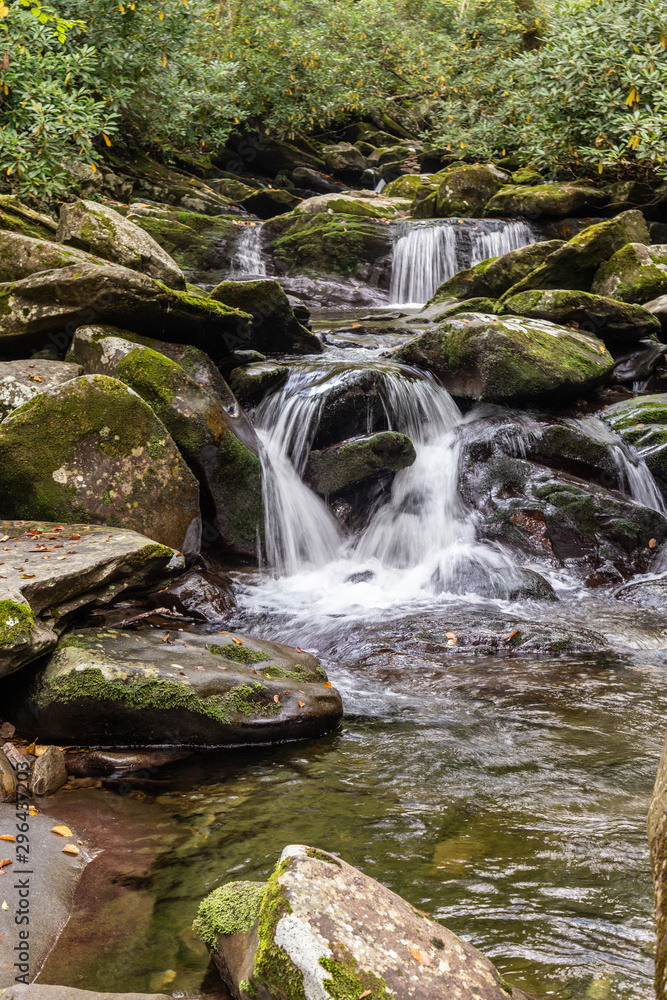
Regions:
[[231, 223, 267, 277], [390, 219, 537, 306]]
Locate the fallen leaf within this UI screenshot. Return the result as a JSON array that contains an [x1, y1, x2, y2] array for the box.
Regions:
[[636, 423, 645, 428], [25, 740, 36, 755], [20, 574, 36, 579], [0, 859, 12, 869], [298, 700, 305, 708], [0, 835, 15, 842], [232, 637, 244, 645], [1, 900, 6, 910], [0, 535, 7, 542], [62, 844, 80, 856], [273, 694, 280, 703], [50, 825, 73, 837], [69, 534, 81, 540], [295, 646, 302, 652], [162, 633, 171, 642], [409, 945, 432, 966], [323, 681, 332, 688], [359, 993, 371, 999], [650, 538, 657, 548], [445, 631, 456, 639]]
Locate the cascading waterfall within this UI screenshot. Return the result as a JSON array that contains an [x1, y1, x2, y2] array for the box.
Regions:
[[390, 218, 537, 306], [231, 223, 267, 277]]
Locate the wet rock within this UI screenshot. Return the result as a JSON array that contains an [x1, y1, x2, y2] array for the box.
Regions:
[[383, 173, 436, 200], [31, 744, 68, 796], [501, 211, 650, 297], [615, 574, 667, 611], [57, 199, 185, 289], [0, 805, 88, 988], [603, 395, 667, 493], [399, 313, 614, 404], [484, 182, 608, 219], [649, 730, 667, 1000], [291, 167, 345, 194], [0, 232, 107, 284], [15, 627, 342, 747], [646, 295, 667, 333], [0, 264, 251, 358], [64, 748, 190, 778], [0, 195, 57, 241], [313, 368, 390, 448], [413, 618, 609, 655], [0, 521, 182, 678], [265, 212, 393, 283], [322, 142, 366, 181], [0, 749, 16, 801], [0, 359, 83, 421], [211, 279, 322, 355], [194, 843, 528, 1000], [4, 989, 173, 1000], [500, 289, 661, 347], [306, 431, 416, 495], [148, 565, 236, 621], [435, 163, 510, 217], [0, 375, 201, 555], [592, 242, 667, 303], [229, 361, 289, 407], [295, 191, 407, 219], [127, 205, 237, 283], [66, 330, 262, 557], [613, 340, 667, 383]]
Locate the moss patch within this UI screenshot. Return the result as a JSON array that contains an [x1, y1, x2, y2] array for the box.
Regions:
[[305, 848, 342, 866], [192, 881, 265, 948], [207, 643, 271, 665], [320, 943, 392, 1000], [0, 600, 34, 648], [270, 213, 390, 277], [253, 857, 307, 1000], [260, 663, 326, 682]]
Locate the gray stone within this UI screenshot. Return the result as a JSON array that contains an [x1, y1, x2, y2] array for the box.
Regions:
[[306, 432, 416, 495], [1, 987, 172, 999], [0, 360, 83, 421], [31, 745, 68, 797], [229, 362, 288, 407], [0, 750, 16, 802], [0, 232, 106, 284]]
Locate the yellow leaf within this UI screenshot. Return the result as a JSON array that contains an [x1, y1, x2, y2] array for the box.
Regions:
[[89, 161, 97, 172], [0, 4, 9, 17], [161, 51, 167, 67], [118, 2, 125, 10], [51, 825, 73, 838], [0, 835, 15, 842], [159, 8, 164, 19], [62, 844, 80, 856], [628, 135, 640, 150], [102, 132, 111, 147], [626, 87, 637, 105]]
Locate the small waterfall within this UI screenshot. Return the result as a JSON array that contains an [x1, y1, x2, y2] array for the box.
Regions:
[[231, 223, 267, 277], [390, 219, 537, 306], [374, 178, 386, 194]]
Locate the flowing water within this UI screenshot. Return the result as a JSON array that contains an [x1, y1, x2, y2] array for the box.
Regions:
[[231, 222, 267, 277]]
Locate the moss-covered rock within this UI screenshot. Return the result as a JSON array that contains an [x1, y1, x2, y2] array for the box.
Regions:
[[127, 206, 238, 282], [229, 361, 289, 407], [241, 188, 301, 219], [0, 359, 83, 421], [435, 163, 510, 218], [500, 210, 651, 297], [0, 588, 56, 680], [266, 212, 393, 278], [14, 628, 342, 746], [603, 394, 667, 493], [511, 167, 545, 185], [485, 183, 608, 219], [196, 844, 529, 1000], [382, 174, 435, 201], [57, 198, 185, 289], [500, 288, 661, 346], [591, 243, 667, 303], [0, 195, 57, 240], [306, 432, 416, 495], [211, 279, 322, 354], [296, 192, 408, 219], [0, 374, 201, 553], [0, 232, 107, 283], [399, 312, 614, 404], [322, 142, 366, 181]]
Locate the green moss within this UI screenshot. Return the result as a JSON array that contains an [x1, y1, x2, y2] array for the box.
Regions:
[[0, 283, 15, 316], [239, 979, 259, 998], [320, 944, 392, 1000], [127, 542, 174, 566], [156, 281, 250, 320], [207, 643, 271, 665], [192, 881, 265, 948], [305, 848, 342, 866], [261, 663, 326, 682], [0, 600, 34, 648], [59, 633, 95, 650], [254, 857, 307, 1000], [271, 213, 385, 276]]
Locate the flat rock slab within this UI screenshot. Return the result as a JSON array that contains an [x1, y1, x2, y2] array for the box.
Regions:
[[0, 361, 83, 422], [2, 988, 174, 999], [14, 628, 343, 747], [196, 843, 528, 1000], [0, 806, 89, 988], [0, 521, 182, 679]]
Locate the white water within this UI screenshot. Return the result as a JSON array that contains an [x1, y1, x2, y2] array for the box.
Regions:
[[231, 223, 267, 277], [390, 219, 537, 306]]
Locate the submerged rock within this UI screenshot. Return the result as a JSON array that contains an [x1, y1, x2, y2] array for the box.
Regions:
[[592, 242, 667, 303], [0, 359, 83, 421], [0, 375, 201, 554], [14, 628, 342, 747], [615, 574, 667, 612], [211, 279, 322, 355], [485, 182, 607, 219], [399, 313, 614, 404], [306, 431, 416, 495], [194, 843, 527, 1000], [412, 618, 609, 655]]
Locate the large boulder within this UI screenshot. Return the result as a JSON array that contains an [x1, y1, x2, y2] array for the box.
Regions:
[[591, 243, 667, 303], [603, 395, 667, 493], [306, 432, 416, 495], [435, 164, 510, 217], [295, 192, 407, 219], [0, 359, 83, 421], [127, 205, 237, 283], [499, 211, 650, 297], [484, 182, 608, 219], [13, 628, 343, 747], [210, 279, 322, 354], [193, 843, 527, 1000], [649, 730, 667, 1000], [241, 188, 301, 220], [0, 375, 201, 554], [265, 212, 393, 282], [67, 328, 263, 556], [500, 289, 661, 347], [646, 294, 667, 333], [321, 142, 366, 181], [57, 199, 185, 289], [398, 313, 614, 404], [0, 195, 57, 240], [0, 232, 107, 284], [0, 264, 251, 358]]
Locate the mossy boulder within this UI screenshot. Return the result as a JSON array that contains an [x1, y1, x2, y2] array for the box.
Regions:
[[383, 174, 435, 200], [13, 628, 342, 747], [500, 210, 651, 297], [195, 844, 528, 1000], [435, 164, 510, 218], [0, 232, 107, 283], [67, 328, 263, 557], [229, 361, 289, 407], [511, 167, 545, 185], [266, 212, 393, 278], [57, 198, 185, 289], [591, 243, 667, 303], [500, 289, 661, 347], [127, 205, 238, 282], [485, 183, 608, 219], [0, 195, 57, 241], [209, 177, 257, 202], [306, 432, 416, 495], [296, 192, 407, 219], [0, 359, 83, 420], [603, 395, 667, 493], [0, 374, 201, 554], [0, 264, 251, 359], [0, 588, 55, 680], [399, 312, 614, 404], [211, 279, 322, 354]]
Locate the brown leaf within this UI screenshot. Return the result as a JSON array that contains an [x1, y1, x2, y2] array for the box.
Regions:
[[649, 538, 657, 548], [0, 535, 8, 542], [0, 859, 12, 869], [69, 534, 81, 540], [502, 629, 520, 641], [298, 700, 305, 708], [50, 825, 73, 837], [358, 993, 371, 999], [232, 637, 244, 645], [273, 694, 280, 703], [445, 631, 456, 639], [409, 945, 432, 966], [3, 51, 9, 70]]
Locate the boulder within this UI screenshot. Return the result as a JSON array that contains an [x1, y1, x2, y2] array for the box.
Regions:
[[66, 329, 263, 557], [306, 432, 416, 495], [500, 289, 661, 347], [229, 361, 289, 407], [0, 520, 181, 679], [291, 167, 345, 194], [241, 188, 301, 219], [0, 375, 201, 554], [0, 749, 16, 801], [382, 173, 435, 200], [295, 192, 407, 219], [646, 295, 667, 333], [209, 176, 258, 201], [127, 205, 237, 283], [57, 199, 185, 289], [603, 395, 667, 492], [321, 142, 366, 181], [266, 212, 393, 281], [193, 843, 527, 1000], [425, 240, 563, 306], [435, 164, 510, 217], [0, 359, 83, 421], [210, 279, 322, 354], [14, 628, 343, 747], [0, 264, 251, 359], [484, 183, 608, 219], [650, 730, 667, 1000], [0, 232, 107, 284], [500, 211, 651, 297], [0, 195, 57, 241], [31, 744, 68, 796], [398, 312, 614, 404], [312, 368, 390, 448], [146, 564, 236, 621], [592, 243, 667, 303], [511, 167, 544, 185]]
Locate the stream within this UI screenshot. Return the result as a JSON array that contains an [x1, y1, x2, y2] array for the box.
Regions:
[[38, 222, 667, 1000]]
